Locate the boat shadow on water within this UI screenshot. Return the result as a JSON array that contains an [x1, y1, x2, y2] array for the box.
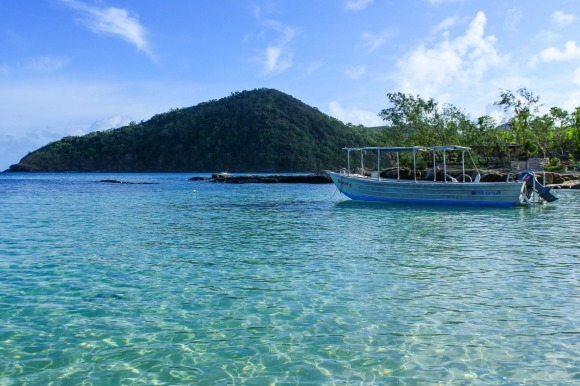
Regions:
[[333, 198, 533, 213]]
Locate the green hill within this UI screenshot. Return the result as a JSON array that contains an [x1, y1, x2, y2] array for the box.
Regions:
[[7, 88, 378, 172]]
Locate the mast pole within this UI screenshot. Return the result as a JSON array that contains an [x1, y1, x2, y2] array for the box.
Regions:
[[462, 151, 465, 182], [413, 148, 417, 182], [378, 149, 381, 180], [397, 152, 400, 180], [347, 149, 351, 175], [443, 150, 447, 183], [433, 150, 436, 181]]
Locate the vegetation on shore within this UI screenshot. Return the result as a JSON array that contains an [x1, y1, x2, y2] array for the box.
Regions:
[[378, 88, 580, 170], [6, 87, 580, 173]]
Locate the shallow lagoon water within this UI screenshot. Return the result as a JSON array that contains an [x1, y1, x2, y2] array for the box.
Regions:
[[1, 173, 579, 384]]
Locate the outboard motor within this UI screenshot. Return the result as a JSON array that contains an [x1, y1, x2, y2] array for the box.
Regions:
[[518, 172, 558, 202]]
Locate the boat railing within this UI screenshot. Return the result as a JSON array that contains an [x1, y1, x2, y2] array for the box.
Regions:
[[507, 169, 548, 184], [507, 170, 520, 182], [507, 170, 558, 204], [343, 145, 482, 184]]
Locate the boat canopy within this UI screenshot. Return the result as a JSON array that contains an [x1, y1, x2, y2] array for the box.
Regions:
[[342, 145, 477, 183], [342, 145, 471, 153]]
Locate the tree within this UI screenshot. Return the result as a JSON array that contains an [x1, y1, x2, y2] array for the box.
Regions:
[[494, 88, 542, 157], [548, 107, 570, 157], [379, 92, 441, 145], [528, 114, 555, 158], [570, 107, 580, 154], [379, 92, 471, 147]]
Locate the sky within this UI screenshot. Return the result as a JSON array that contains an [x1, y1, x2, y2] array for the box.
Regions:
[[1, 0, 580, 171]]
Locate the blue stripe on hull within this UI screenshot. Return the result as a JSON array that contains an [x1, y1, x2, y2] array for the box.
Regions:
[[342, 191, 518, 207]]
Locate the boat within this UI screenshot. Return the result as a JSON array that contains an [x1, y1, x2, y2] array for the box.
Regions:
[[326, 145, 557, 207]]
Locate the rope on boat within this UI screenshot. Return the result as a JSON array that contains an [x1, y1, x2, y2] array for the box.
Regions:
[[468, 151, 481, 180], [332, 186, 340, 197]]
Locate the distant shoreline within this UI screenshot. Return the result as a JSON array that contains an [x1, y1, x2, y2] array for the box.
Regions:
[[6, 169, 580, 189]]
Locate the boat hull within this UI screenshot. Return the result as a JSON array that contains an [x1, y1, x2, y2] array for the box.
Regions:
[[327, 171, 525, 207]]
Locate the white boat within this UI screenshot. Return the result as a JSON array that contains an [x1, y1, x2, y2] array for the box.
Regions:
[[326, 146, 557, 207]]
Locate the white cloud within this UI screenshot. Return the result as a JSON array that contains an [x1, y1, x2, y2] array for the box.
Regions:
[[307, 60, 324, 74], [0, 77, 195, 140], [573, 67, 580, 86], [361, 30, 392, 52], [89, 116, 133, 132], [534, 30, 561, 45], [264, 46, 294, 75], [551, 11, 576, 27], [344, 64, 366, 79], [328, 101, 383, 126], [344, 0, 373, 11], [433, 16, 459, 34], [504, 8, 522, 31], [394, 11, 506, 97], [27, 56, 69, 72], [253, 8, 301, 75], [540, 40, 580, 61], [60, 0, 154, 60]]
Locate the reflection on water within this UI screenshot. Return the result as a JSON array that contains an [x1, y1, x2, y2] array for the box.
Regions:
[[0, 174, 579, 384]]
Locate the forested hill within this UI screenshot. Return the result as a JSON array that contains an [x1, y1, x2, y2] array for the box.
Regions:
[[7, 89, 378, 172]]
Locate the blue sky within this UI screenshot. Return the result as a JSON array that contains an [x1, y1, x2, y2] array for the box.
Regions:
[[1, 0, 579, 170]]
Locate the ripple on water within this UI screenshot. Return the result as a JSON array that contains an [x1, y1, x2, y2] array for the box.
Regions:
[[1, 174, 579, 384]]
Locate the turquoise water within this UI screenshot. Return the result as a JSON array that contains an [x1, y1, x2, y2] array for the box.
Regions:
[[1, 173, 579, 385]]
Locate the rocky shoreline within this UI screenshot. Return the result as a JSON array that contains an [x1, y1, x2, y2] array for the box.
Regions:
[[189, 173, 332, 184], [188, 170, 580, 189], [99, 179, 159, 184]]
